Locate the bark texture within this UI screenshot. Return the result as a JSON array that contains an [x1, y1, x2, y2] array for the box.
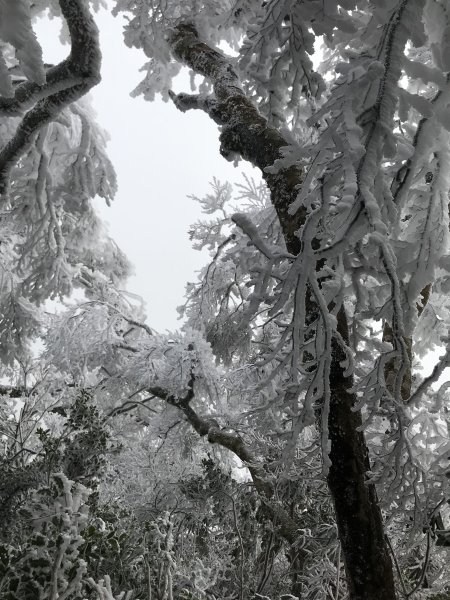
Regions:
[[167, 24, 398, 600], [328, 313, 397, 600]]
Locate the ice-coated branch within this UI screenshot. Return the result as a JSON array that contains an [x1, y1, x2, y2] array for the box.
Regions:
[[231, 213, 293, 260], [393, 76, 450, 211], [407, 345, 450, 408], [167, 90, 218, 116], [105, 394, 160, 420], [0, 0, 102, 195], [168, 23, 305, 254], [149, 377, 272, 497], [147, 380, 309, 550]]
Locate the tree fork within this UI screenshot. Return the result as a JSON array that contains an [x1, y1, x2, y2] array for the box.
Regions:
[[167, 24, 397, 600]]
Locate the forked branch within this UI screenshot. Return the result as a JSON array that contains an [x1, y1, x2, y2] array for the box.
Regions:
[[168, 23, 305, 254], [147, 380, 308, 550]]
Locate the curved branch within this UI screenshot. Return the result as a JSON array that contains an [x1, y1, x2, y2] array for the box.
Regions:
[[0, 0, 101, 195]]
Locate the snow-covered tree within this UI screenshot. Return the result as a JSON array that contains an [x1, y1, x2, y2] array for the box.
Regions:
[[2, 1, 450, 600], [105, 1, 450, 598], [0, 3, 132, 598]]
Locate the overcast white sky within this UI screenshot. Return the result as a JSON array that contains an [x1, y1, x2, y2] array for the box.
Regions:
[[35, 7, 256, 331]]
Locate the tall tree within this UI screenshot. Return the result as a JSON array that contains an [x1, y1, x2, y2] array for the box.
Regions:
[[104, 1, 450, 598]]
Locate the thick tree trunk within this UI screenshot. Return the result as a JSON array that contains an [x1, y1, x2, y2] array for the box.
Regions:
[[328, 312, 397, 600], [167, 24, 397, 600]]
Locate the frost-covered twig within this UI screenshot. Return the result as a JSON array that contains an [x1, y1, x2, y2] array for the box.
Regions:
[[407, 343, 450, 407]]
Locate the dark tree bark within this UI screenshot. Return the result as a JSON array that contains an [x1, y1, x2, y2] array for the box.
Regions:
[[166, 24, 398, 600]]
